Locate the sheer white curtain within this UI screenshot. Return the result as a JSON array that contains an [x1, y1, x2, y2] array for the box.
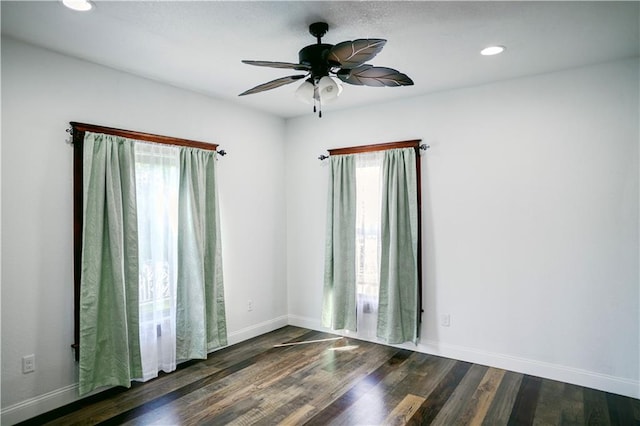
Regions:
[[354, 151, 384, 339], [134, 142, 180, 380]]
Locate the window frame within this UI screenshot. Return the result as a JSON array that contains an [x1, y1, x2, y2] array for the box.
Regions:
[[71, 122, 219, 361]]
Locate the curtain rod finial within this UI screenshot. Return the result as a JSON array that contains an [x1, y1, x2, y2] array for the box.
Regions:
[[217, 149, 227, 156], [66, 127, 74, 145], [419, 144, 430, 151], [318, 154, 329, 161]]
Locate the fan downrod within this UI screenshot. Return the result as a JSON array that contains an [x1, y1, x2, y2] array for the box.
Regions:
[[309, 22, 329, 43]]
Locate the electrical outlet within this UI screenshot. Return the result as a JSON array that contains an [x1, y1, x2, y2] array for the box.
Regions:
[[441, 314, 451, 327], [247, 300, 253, 312], [22, 354, 35, 374]]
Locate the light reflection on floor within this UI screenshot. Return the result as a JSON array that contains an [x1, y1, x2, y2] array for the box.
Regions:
[[327, 344, 360, 352]]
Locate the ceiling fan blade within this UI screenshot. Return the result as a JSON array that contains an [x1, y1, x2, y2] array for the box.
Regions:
[[328, 39, 386, 69], [239, 74, 307, 96], [336, 65, 414, 87], [242, 60, 310, 71]]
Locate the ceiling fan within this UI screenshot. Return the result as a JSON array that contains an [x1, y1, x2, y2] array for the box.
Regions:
[[239, 22, 414, 117]]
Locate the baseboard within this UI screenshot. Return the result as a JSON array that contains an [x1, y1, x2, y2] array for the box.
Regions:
[[287, 314, 640, 399], [1, 383, 81, 426], [227, 315, 289, 345], [412, 339, 640, 400], [287, 314, 323, 331], [1, 315, 289, 426]]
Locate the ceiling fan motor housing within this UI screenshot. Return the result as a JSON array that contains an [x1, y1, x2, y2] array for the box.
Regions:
[[298, 43, 334, 81]]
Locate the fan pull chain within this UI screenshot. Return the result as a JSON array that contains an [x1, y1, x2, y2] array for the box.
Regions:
[[312, 82, 322, 118], [313, 84, 318, 114]]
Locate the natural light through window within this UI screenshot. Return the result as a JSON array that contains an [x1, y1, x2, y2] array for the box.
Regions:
[[355, 152, 384, 339], [135, 142, 180, 380]]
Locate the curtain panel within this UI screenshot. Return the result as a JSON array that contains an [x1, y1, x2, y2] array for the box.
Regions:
[[176, 148, 227, 359], [79, 132, 142, 395], [322, 154, 357, 331], [377, 148, 419, 344], [79, 132, 227, 396]]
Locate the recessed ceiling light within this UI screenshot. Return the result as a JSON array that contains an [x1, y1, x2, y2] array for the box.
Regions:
[[62, 0, 93, 12], [481, 45, 505, 56]]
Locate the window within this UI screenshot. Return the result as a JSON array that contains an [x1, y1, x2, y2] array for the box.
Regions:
[[322, 140, 423, 344], [71, 122, 227, 395]]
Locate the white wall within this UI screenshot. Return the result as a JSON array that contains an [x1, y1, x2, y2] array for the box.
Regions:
[[285, 58, 640, 398], [1, 37, 287, 424]]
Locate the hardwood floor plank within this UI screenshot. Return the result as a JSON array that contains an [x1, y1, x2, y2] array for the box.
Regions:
[[276, 404, 316, 425], [100, 356, 257, 425], [223, 381, 307, 425], [179, 335, 343, 424], [507, 375, 543, 425], [277, 341, 398, 424], [606, 391, 637, 425], [481, 370, 524, 425], [458, 367, 506, 426], [406, 360, 473, 424], [532, 379, 565, 426], [431, 363, 489, 426], [583, 387, 612, 426], [392, 354, 458, 398], [303, 349, 412, 425], [632, 396, 640, 421], [324, 351, 431, 426], [234, 357, 335, 425], [560, 383, 585, 425], [383, 393, 426, 426]]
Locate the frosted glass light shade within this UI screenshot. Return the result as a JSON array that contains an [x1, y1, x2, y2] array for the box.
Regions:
[[318, 76, 342, 103], [295, 80, 315, 104]]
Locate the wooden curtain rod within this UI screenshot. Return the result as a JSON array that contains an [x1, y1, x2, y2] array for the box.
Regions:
[[318, 139, 428, 160], [68, 122, 225, 155]]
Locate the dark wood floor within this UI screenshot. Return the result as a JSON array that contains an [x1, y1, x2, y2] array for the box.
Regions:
[[20, 326, 639, 425]]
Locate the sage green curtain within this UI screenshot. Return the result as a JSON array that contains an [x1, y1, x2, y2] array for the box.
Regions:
[[176, 148, 227, 359], [322, 154, 357, 331], [79, 134, 227, 395], [377, 148, 419, 344], [79, 132, 142, 395]]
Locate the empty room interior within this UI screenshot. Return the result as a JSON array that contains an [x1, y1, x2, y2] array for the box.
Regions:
[[1, 1, 639, 425]]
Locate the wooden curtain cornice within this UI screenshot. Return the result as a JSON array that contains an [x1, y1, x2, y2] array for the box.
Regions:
[[70, 122, 219, 151], [327, 139, 422, 156]]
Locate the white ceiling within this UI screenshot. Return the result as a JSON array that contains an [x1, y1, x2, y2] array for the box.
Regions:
[[2, 1, 639, 118]]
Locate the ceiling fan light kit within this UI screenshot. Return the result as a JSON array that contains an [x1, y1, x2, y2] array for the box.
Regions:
[[239, 22, 414, 117]]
